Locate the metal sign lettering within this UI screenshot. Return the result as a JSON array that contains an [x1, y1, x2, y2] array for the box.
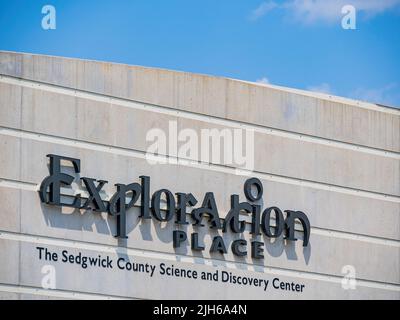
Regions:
[[39, 154, 311, 259]]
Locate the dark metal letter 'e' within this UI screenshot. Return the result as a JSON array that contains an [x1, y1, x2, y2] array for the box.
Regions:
[[38, 154, 81, 208]]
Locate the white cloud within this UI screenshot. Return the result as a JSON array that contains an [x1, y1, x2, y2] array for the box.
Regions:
[[286, 0, 400, 24], [250, 0, 400, 24], [256, 77, 270, 84], [250, 1, 278, 21], [349, 83, 400, 107], [307, 83, 333, 94]]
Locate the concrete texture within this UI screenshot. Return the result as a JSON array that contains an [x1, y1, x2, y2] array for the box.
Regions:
[[0, 51, 399, 299], [1, 138, 398, 240], [0, 51, 398, 151], [0, 81, 398, 195]]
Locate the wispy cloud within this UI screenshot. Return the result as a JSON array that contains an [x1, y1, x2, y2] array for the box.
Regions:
[[349, 83, 400, 107], [306, 82, 400, 107], [250, 0, 400, 24], [250, 1, 278, 21], [256, 76, 270, 84], [307, 83, 333, 94]]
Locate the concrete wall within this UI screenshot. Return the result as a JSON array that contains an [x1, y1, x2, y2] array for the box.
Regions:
[[0, 51, 399, 299]]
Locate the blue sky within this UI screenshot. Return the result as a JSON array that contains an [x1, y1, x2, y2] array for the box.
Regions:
[[1, 0, 399, 107]]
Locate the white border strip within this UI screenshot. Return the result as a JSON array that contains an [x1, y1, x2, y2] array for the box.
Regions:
[[0, 75, 399, 160]]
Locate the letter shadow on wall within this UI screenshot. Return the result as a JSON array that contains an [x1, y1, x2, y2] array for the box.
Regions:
[[41, 199, 176, 248], [42, 202, 311, 266], [264, 232, 311, 265]]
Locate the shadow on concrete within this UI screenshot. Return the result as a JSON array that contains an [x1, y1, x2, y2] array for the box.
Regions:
[[40, 194, 312, 273]]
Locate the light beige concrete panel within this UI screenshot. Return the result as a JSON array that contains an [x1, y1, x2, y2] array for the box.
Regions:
[[198, 74, 228, 119], [79, 61, 227, 118], [1, 136, 398, 240], [226, 81, 400, 152], [1, 51, 399, 300], [1, 83, 398, 195], [15, 240, 400, 299], [18, 294, 70, 300], [75, 60, 107, 95], [281, 187, 400, 241], [0, 239, 19, 285], [75, 97, 113, 146], [14, 188, 400, 284], [315, 99, 398, 152], [1, 83, 180, 154], [0, 51, 22, 78], [0, 51, 75, 89], [0, 292, 19, 299], [0, 187, 21, 233], [0, 135, 21, 181], [1, 51, 399, 152], [24, 138, 400, 237], [178, 117, 400, 195], [20, 87, 78, 139], [75, 98, 178, 153], [45, 56, 398, 153], [21, 53, 78, 89], [128, 64, 177, 109], [0, 82, 22, 129], [175, 71, 228, 119]]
